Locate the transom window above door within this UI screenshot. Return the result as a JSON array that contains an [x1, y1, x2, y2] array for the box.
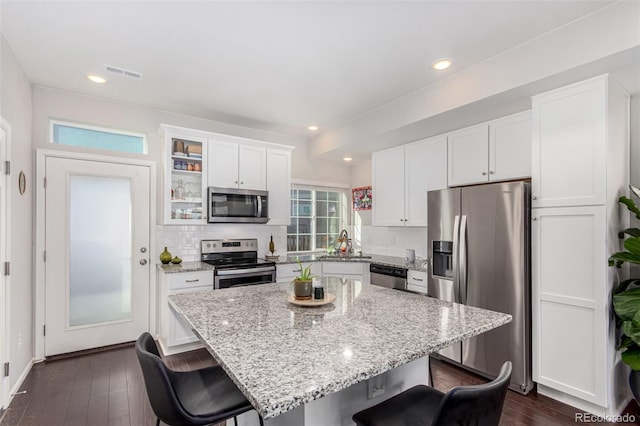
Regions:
[[50, 120, 147, 154]]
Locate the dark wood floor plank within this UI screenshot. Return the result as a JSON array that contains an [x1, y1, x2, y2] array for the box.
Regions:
[[2, 346, 638, 426]]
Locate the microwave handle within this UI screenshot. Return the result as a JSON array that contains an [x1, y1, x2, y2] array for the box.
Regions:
[[257, 195, 262, 218]]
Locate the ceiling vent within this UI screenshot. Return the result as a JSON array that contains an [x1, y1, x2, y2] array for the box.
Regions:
[[104, 64, 143, 80]]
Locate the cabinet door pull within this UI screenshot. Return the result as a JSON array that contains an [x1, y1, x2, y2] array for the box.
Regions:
[[489, 171, 495, 175], [413, 278, 424, 281], [482, 172, 487, 176], [532, 217, 537, 221], [185, 279, 200, 283], [532, 196, 538, 200]]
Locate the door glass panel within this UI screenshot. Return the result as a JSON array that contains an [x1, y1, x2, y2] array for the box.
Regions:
[[69, 175, 132, 327]]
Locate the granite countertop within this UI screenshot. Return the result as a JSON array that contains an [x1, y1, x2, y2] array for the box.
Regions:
[[157, 261, 214, 274], [271, 253, 429, 273], [169, 278, 511, 419]]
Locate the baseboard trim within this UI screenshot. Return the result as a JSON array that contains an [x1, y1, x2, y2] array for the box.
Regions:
[[537, 383, 628, 418], [6, 357, 34, 409]]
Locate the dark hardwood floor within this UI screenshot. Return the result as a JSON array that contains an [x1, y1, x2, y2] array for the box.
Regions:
[[1, 345, 638, 425]]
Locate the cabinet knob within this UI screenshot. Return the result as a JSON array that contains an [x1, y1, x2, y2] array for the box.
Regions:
[[235, 181, 238, 184], [241, 181, 244, 184], [532, 196, 538, 200], [400, 218, 404, 222], [139, 259, 148, 266], [489, 171, 495, 175], [482, 172, 487, 176], [532, 217, 538, 221]]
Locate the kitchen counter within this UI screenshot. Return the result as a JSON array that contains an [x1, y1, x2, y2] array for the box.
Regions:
[[156, 261, 213, 274], [269, 253, 428, 273], [169, 278, 511, 421]]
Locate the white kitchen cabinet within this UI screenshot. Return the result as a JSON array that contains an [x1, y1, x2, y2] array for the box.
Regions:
[[372, 146, 405, 226], [531, 206, 607, 406], [531, 75, 629, 416], [407, 270, 428, 294], [447, 124, 489, 186], [322, 262, 367, 282], [266, 147, 293, 225], [157, 269, 213, 355], [448, 112, 531, 187], [531, 77, 613, 208], [159, 125, 209, 225], [489, 112, 532, 182], [208, 137, 267, 191], [372, 136, 447, 227]]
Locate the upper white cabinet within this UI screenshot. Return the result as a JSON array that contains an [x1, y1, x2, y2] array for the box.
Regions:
[[373, 136, 447, 227], [266, 147, 293, 225], [531, 78, 609, 208], [489, 112, 532, 182], [447, 124, 489, 186], [159, 124, 293, 225], [208, 138, 266, 190], [448, 112, 531, 187], [160, 125, 209, 225]]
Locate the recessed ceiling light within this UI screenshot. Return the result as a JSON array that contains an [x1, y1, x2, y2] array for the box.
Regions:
[[431, 58, 453, 71], [308, 125, 319, 131], [343, 157, 353, 162], [87, 74, 107, 84]]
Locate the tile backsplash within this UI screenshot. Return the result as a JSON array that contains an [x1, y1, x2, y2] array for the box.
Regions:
[[155, 224, 287, 262], [356, 225, 427, 260]]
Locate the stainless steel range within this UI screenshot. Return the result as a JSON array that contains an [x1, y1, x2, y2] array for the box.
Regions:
[[201, 239, 276, 289]]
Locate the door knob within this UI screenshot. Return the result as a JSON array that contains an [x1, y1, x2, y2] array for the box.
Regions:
[[140, 247, 147, 253], [140, 259, 148, 265]]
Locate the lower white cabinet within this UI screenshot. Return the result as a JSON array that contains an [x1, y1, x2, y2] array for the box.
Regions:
[[407, 270, 428, 294], [276, 262, 322, 281], [532, 206, 609, 407], [157, 269, 213, 355], [321, 262, 368, 282]]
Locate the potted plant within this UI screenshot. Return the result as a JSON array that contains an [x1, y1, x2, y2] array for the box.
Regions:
[[292, 258, 317, 300], [609, 185, 640, 402]]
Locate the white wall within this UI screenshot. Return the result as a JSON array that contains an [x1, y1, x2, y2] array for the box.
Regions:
[[0, 35, 33, 393], [350, 159, 427, 258]]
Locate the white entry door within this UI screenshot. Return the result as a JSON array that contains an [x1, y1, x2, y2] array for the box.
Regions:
[[44, 157, 150, 356], [0, 125, 8, 407]]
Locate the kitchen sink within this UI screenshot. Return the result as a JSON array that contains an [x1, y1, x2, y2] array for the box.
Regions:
[[318, 254, 372, 260]]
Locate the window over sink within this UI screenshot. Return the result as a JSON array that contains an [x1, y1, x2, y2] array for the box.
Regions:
[[287, 185, 347, 252]]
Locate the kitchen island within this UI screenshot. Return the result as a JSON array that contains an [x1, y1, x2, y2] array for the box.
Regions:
[[169, 278, 511, 426]]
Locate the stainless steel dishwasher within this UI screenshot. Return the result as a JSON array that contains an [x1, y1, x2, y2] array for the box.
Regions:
[[369, 263, 407, 290]]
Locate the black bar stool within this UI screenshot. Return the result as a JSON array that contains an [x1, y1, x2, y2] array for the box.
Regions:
[[352, 361, 512, 426], [136, 332, 264, 426]]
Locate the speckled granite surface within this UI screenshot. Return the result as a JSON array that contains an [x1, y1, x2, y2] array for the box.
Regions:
[[169, 278, 511, 419], [157, 261, 214, 273], [270, 253, 429, 273]]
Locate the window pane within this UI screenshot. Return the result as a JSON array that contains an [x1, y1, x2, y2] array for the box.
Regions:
[[316, 201, 327, 217], [298, 201, 312, 216], [316, 191, 328, 201], [328, 192, 340, 201], [299, 235, 312, 251], [286, 221, 297, 234], [316, 218, 327, 233], [329, 218, 340, 234], [53, 123, 145, 154], [298, 218, 312, 233], [327, 202, 339, 216], [299, 190, 312, 200], [316, 235, 329, 250]]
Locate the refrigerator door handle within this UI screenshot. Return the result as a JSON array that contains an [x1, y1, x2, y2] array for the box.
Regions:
[[452, 215, 461, 302], [460, 215, 468, 304]]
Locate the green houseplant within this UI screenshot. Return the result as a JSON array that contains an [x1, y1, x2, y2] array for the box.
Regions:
[[609, 185, 640, 402], [292, 258, 318, 300]]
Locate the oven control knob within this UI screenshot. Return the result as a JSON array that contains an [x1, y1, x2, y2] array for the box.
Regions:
[[206, 243, 211, 248]]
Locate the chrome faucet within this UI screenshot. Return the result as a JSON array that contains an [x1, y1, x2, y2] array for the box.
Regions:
[[336, 229, 352, 254]]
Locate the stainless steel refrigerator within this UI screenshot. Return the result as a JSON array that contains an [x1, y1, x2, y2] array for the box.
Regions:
[[427, 181, 533, 394]]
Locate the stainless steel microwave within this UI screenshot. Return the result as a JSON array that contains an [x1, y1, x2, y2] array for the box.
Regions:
[[207, 187, 269, 223]]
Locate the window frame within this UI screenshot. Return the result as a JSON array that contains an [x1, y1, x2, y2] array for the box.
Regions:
[[49, 120, 148, 155], [288, 184, 348, 253]]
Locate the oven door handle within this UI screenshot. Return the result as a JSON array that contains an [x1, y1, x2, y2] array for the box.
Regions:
[[216, 266, 276, 276]]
